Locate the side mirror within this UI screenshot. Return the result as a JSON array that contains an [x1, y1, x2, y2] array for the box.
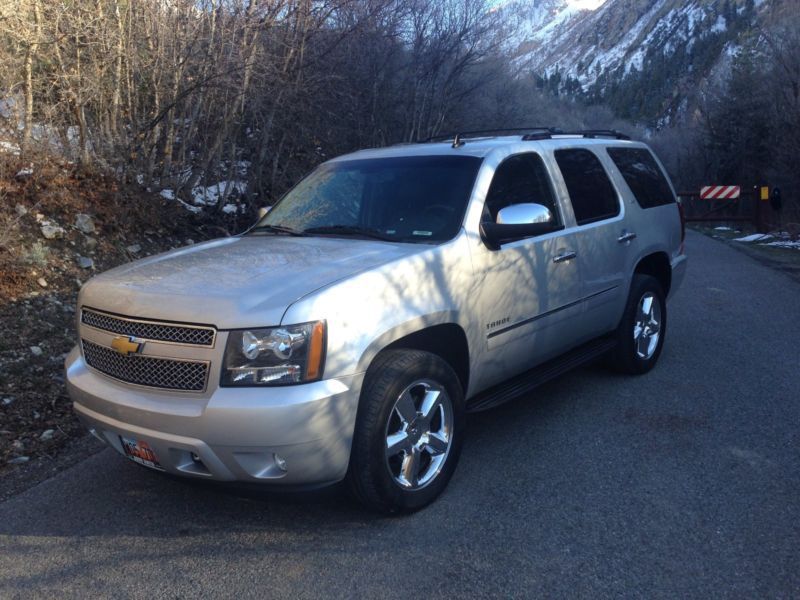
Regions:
[[257, 206, 271, 220], [480, 203, 560, 250], [497, 203, 553, 225]]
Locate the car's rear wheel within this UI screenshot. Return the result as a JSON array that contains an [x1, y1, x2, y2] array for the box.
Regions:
[[347, 349, 465, 514], [609, 274, 667, 374]]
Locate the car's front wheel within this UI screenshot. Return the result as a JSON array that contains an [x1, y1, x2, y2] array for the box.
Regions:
[[347, 349, 465, 514]]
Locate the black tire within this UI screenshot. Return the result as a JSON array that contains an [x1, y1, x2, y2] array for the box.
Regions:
[[346, 349, 465, 514], [608, 274, 667, 375]]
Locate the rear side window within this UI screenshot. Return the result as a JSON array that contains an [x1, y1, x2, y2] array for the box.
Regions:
[[607, 147, 675, 208], [554, 149, 619, 225]]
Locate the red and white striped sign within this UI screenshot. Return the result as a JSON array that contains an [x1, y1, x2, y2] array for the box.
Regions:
[[700, 185, 740, 199]]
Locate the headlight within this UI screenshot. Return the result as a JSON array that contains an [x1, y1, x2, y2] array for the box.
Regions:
[[221, 321, 326, 386]]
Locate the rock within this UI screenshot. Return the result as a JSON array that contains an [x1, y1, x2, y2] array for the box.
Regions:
[[12, 440, 23, 450], [30, 346, 43, 357], [40, 221, 66, 239], [15, 204, 28, 217], [77, 256, 94, 269], [15, 167, 33, 179], [185, 239, 194, 245], [126, 243, 142, 254], [1, 397, 13, 406], [74, 213, 96, 234], [40, 429, 55, 441], [8, 456, 30, 465], [84, 236, 98, 250], [37, 277, 48, 288]]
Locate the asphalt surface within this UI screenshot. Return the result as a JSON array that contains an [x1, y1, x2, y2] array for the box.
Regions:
[[1, 231, 798, 598]]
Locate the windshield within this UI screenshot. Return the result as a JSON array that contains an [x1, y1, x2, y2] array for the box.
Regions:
[[253, 155, 482, 243]]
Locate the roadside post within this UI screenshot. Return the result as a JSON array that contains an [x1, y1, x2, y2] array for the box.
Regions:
[[770, 187, 782, 232], [756, 185, 770, 233]]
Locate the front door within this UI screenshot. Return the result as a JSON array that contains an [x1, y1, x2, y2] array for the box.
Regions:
[[469, 152, 583, 392]]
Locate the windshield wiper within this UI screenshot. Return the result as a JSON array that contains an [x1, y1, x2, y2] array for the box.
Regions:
[[250, 223, 307, 236], [302, 225, 396, 241]]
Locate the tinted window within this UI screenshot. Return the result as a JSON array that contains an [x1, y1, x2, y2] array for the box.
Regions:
[[484, 153, 559, 224], [607, 147, 675, 208], [257, 155, 481, 243], [554, 149, 619, 225]]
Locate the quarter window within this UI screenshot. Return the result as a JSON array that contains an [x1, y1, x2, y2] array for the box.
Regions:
[[607, 147, 675, 208], [554, 149, 619, 225]]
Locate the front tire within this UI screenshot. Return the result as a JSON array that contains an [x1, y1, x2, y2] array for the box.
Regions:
[[347, 349, 465, 514], [609, 274, 667, 374]]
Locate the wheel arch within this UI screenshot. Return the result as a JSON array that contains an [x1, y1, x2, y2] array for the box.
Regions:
[[356, 315, 470, 395], [634, 251, 671, 296]]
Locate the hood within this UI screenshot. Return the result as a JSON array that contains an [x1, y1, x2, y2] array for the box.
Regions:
[[79, 235, 424, 328]]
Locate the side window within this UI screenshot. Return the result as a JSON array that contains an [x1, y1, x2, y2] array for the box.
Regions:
[[554, 149, 619, 225], [484, 153, 559, 224], [606, 147, 675, 208]]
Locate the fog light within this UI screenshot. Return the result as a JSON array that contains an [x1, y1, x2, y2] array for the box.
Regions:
[[274, 453, 288, 472]]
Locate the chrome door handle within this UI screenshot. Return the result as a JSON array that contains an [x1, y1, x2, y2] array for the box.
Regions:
[[617, 231, 637, 243], [553, 251, 577, 263]]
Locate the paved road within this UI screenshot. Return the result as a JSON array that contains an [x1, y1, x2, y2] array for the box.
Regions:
[[1, 231, 798, 598]]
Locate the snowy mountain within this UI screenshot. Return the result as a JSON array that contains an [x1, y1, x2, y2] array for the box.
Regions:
[[508, 0, 791, 124]]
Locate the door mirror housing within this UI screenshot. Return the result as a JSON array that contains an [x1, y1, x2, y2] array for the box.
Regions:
[[480, 203, 561, 250], [496, 203, 553, 225]]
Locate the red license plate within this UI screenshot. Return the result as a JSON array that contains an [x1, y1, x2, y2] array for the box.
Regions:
[[120, 436, 164, 471]]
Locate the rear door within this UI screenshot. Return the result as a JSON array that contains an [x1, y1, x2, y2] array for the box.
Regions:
[[552, 148, 632, 339]]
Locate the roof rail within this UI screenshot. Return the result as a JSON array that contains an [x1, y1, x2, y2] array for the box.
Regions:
[[420, 127, 630, 147], [522, 129, 630, 141], [423, 127, 553, 147]]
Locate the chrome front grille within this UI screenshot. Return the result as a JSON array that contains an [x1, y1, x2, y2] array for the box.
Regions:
[[81, 308, 215, 347], [82, 340, 209, 391]]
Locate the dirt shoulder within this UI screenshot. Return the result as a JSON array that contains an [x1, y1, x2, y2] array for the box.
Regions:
[[690, 225, 800, 285]]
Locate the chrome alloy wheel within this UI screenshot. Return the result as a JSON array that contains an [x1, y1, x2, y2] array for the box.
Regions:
[[633, 291, 662, 360], [384, 379, 453, 490]]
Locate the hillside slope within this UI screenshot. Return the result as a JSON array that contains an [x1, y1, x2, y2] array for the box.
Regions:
[[509, 0, 791, 123]]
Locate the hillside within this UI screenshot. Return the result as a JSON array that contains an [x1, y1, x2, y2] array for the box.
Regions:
[[509, 0, 792, 124]]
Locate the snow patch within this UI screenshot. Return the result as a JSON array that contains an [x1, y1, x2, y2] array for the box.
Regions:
[[764, 240, 800, 250], [714, 226, 733, 231], [192, 180, 247, 206], [0, 140, 21, 155], [734, 233, 773, 242], [158, 187, 200, 213]]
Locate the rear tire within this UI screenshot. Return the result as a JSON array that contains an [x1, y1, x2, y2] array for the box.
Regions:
[[346, 349, 465, 514], [609, 274, 667, 375]]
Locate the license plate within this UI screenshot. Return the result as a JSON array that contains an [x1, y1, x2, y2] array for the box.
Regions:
[[120, 436, 164, 471]]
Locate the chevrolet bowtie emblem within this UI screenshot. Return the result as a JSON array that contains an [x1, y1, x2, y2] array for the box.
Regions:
[[111, 335, 144, 356]]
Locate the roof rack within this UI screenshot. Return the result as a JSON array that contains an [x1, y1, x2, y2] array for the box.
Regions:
[[423, 127, 552, 147], [421, 127, 630, 148], [522, 129, 630, 141]]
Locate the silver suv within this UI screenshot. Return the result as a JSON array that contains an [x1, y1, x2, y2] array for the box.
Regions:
[[66, 129, 687, 513]]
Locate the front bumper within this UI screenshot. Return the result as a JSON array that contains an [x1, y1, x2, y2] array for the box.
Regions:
[[65, 346, 363, 486]]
